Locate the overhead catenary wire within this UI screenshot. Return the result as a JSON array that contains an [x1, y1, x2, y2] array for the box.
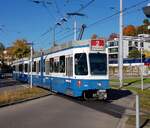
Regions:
[[31, 0, 95, 45], [56, 0, 150, 42]]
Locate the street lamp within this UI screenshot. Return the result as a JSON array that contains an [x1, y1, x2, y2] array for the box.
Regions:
[[67, 12, 85, 41], [27, 42, 33, 88], [52, 17, 68, 47], [143, 3, 150, 18]]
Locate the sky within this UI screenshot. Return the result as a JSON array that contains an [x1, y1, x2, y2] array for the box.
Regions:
[[0, 0, 149, 50]]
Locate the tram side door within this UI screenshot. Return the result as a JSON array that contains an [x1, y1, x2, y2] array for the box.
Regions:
[[65, 55, 73, 90]]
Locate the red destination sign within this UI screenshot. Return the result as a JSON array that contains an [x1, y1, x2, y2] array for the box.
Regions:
[[90, 39, 105, 51]]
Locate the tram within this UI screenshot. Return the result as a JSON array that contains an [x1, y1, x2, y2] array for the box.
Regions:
[[12, 39, 110, 99]]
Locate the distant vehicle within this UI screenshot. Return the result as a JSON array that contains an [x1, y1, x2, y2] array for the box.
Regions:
[[12, 39, 110, 100]]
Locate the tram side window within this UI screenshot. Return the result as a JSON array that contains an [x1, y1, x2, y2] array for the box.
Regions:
[[19, 64, 23, 72], [75, 53, 88, 75], [45, 60, 50, 75], [66, 57, 73, 76], [16, 65, 19, 72], [49, 58, 54, 73], [59, 56, 65, 73], [36, 61, 40, 74], [25, 64, 28, 73], [28, 63, 30, 72], [13, 66, 15, 71], [32, 61, 36, 72], [54, 60, 59, 73]]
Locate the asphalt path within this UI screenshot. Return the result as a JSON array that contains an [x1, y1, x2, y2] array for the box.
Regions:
[[0, 79, 134, 128]]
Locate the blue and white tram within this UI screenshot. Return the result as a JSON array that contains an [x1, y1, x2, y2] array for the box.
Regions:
[[12, 39, 110, 99]]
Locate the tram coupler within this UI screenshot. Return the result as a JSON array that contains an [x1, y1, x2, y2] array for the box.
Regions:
[[83, 90, 107, 100], [97, 90, 107, 100]]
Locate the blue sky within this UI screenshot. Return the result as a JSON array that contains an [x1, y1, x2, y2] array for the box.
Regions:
[[0, 0, 149, 50]]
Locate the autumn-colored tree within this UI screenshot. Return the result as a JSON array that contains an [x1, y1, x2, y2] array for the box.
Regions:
[[108, 33, 118, 40], [91, 34, 98, 39], [0, 42, 5, 63], [123, 25, 137, 36], [11, 39, 30, 59]]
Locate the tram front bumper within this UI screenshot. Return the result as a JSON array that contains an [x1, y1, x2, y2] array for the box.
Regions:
[[96, 90, 107, 100]]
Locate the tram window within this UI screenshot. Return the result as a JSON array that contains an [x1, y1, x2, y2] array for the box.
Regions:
[[39, 60, 41, 73], [45, 61, 50, 75], [49, 58, 54, 73], [28, 63, 30, 72], [25, 64, 28, 72], [43, 60, 45, 73], [32, 61, 36, 72], [54, 61, 59, 73], [89, 53, 107, 75], [19, 64, 23, 72], [66, 57, 73, 76], [16, 65, 19, 72], [75, 53, 88, 75], [13, 66, 15, 71], [36, 61, 40, 74], [59, 56, 65, 73]]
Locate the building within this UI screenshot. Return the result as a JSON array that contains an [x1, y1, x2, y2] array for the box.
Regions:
[[107, 35, 150, 77], [107, 35, 150, 59]]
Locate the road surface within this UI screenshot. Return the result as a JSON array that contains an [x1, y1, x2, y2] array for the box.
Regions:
[[0, 79, 134, 128]]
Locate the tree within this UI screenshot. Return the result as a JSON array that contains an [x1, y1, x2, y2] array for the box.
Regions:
[[0, 42, 5, 54], [91, 34, 98, 39], [143, 19, 150, 26], [11, 39, 30, 59], [123, 25, 137, 36], [108, 33, 118, 40], [128, 49, 141, 59], [0, 42, 5, 63]]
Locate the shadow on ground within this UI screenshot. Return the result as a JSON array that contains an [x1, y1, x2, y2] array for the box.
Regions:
[[55, 89, 133, 119], [0, 78, 25, 88], [107, 89, 132, 101]]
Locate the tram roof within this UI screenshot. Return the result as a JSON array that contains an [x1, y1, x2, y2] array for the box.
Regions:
[[34, 39, 90, 57]]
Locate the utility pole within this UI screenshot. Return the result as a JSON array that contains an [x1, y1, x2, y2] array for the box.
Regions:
[[67, 12, 85, 41], [119, 0, 123, 88]]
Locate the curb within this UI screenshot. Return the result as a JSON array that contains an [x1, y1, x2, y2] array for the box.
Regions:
[[116, 91, 136, 128], [0, 92, 52, 108]]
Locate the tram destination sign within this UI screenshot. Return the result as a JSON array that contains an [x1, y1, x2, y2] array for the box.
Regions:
[[90, 39, 105, 51]]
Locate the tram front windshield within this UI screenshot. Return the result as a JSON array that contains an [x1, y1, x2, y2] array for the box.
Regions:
[[89, 53, 107, 75]]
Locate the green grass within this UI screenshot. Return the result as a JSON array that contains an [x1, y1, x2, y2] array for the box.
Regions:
[[114, 86, 150, 127], [127, 115, 150, 126], [110, 77, 150, 84], [0, 87, 49, 105]]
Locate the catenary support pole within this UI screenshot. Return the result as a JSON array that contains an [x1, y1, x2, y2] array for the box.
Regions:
[[119, 0, 123, 88]]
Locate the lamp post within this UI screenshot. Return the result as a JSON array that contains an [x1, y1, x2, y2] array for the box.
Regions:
[[27, 42, 33, 88], [52, 18, 67, 47], [30, 44, 33, 88]]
